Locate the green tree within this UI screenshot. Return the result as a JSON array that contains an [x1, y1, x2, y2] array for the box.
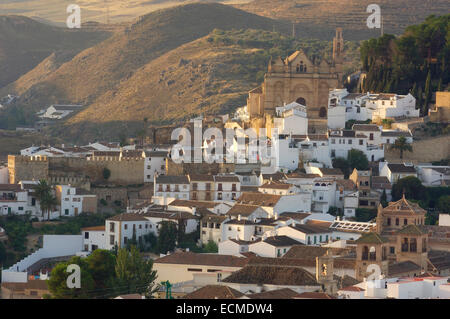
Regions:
[[0, 241, 6, 265], [33, 180, 52, 219], [392, 176, 426, 201], [437, 195, 450, 213], [47, 256, 95, 299], [347, 149, 369, 170], [114, 246, 158, 296], [86, 249, 116, 290], [423, 70, 432, 116], [391, 136, 413, 159], [203, 240, 218, 253], [380, 189, 388, 207], [157, 221, 177, 254], [332, 157, 350, 178]]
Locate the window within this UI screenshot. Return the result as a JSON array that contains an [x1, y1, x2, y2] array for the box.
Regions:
[[387, 218, 391, 226], [331, 139, 336, 144], [218, 183, 223, 191], [187, 268, 202, 272], [396, 218, 399, 226], [110, 235, 115, 245], [85, 232, 89, 239], [404, 218, 408, 225], [139, 224, 142, 229], [110, 223, 115, 232], [390, 247, 395, 254], [348, 139, 352, 144], [124, 237, 128, 244], [84, 244, 89, 251], [124, 224, 128, 230], [370, 133, 374, 141], [65, 209, 69, 215], [359, 140, 363, 145]]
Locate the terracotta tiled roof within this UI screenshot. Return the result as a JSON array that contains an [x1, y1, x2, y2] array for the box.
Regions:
[[247, 288, 300, 299], [227, 204, 260, 217], [222, 265, 318, 286], [214, 175, 240, 183], [237, 193, 281, 207], [156, 175, 190, 184], [383, 196, 426, 216], [184, 285, 244, 299], [355, 232, 389, 244], [189, 174, 215, 182], [352, 124, 380, 131], [295, 292, 336, 299], [282, 246, 352, 259], [107, 213, 149, 222], [259, 181, 292, 190], [169, 200, 216, 209], [388, 261, 421, 276], [387, 163, 416, 173], [81, 226, 105, 232], [339, 286, 365, 292]]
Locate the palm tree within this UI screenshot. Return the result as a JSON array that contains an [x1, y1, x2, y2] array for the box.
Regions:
[[391, 136, 413, 159], [41, 192, 57, 221], [34, 180, 52, 219]]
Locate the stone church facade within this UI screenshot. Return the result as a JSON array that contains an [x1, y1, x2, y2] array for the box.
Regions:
[[247, 29, 345, 134]]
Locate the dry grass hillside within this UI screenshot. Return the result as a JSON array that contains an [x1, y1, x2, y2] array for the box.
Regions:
[[2, 4, 295, 139], [0, 15, 110, 89], [234, 0, 450, 39]]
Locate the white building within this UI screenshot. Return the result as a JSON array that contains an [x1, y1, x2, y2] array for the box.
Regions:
[[39, 104, 83, 120], [214, 175, 241, 202], [248, 235, 301, 258], [82, 226, 106, 252], [275, 222, 332, 245], [144, 151, 167, 183], [55, 185, 97, 217], [153, 175, 190, 205], [379, 162, 417, 184], [274, 102, 308, 135], [417, 166, 450, 187]]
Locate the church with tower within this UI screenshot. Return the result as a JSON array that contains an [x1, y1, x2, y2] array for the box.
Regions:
[[355, 195, 429, 281], [246, 28, 345, 134]]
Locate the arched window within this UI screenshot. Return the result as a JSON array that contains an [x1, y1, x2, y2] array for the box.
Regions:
[[369, 246, 376, 261], [362, 246, 369, 260]]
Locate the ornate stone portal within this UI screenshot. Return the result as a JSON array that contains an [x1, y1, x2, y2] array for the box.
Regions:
[[247, 29, 345, 134]]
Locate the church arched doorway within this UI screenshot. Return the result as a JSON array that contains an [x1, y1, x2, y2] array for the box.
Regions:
[[296, 97, 306, 106]]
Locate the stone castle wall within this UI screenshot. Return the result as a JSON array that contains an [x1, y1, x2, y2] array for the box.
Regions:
[[8, 155, 144, 186], [385, 135, 450, 164]]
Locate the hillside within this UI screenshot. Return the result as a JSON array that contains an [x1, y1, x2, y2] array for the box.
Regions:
[[1, 3, 297, 139], [0, 15, 110, 89], [234, 0, 450, 40], [0, 0, 228, 25], [50, 27, 360, 143]]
